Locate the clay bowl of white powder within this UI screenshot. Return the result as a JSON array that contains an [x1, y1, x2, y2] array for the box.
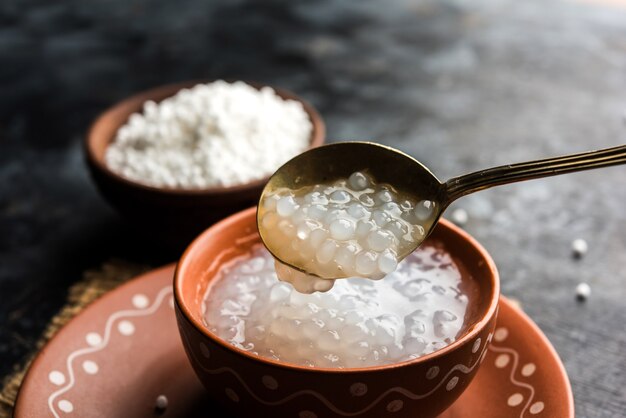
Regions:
[[174, 207, 499, 418], [85, 80, 324, 249]]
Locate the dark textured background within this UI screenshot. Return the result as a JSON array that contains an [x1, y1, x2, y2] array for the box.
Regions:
[[1, 0, 625, 416]]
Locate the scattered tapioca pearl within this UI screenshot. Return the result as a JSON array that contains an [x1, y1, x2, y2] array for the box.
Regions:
[[571, 238, 588, 258], [155, 395, 168, 410], [450, 208, 468, 226], [576, 282, 591, 301], [258, 171, 438, 292], [203, 243, 475, 368]]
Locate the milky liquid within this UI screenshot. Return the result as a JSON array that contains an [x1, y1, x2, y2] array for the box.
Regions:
[[258, 171, 438, 293], [203, 243, 477, 368]]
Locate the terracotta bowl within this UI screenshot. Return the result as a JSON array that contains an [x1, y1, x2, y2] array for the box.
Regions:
[[174, 208, 500, 418], [85, 81, 325, 251]]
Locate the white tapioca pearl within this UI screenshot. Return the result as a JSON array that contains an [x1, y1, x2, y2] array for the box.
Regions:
[[335, 244, 359, 271], [329, 190, 352, 204], [406, 319, 426, 337], [318, 330, 340, 350], [385, 220, 408, 240], [304, 191, 328, 205], [359, 193, 375, 207], [216, 314, 241, 330], [384, 342, 401, 359], [372, 210, 392, 227], [326, 314, 345, 329], [283, 319, 304, 338], [269, 317, 290, 337], [378, 249, 398, 274], [261, 212, 279, 230], [400, 200, 413, 211], [318, 186, 333, 196], [349, 340, 370, 357], [304, 302, 320, 316], [248, 325, 266, 341], [308, 204, 328, 220], [403, 336, 427, 354], [345, 310, 367, 325], [278, 220, 296, 237], [404, 309, 425, 326], [342, 323, 370, 343], [296, 341, 316, 358], [349, 172, 370, 190], [338, 294, 363, 310], [355, 251, 379, 276], [434, 310, 457, 323], [370, 314, 400, 345], [366, 229, 395, 252], [434, 322, 455, 338], [356, 220, 377, 240], [318, 308, 338, 323], [297, 240, 317, 259], [316, 240, 338, 264], [381, 202, 402, 217], [375, 189, 395, 204], [329, 219, 356, 241], [276, 196, 299, 217], [325, 208, 345, 224], [367, 348, 386, 363], [408, 225, 425, 242], [309, 228, 329, 248], [269, 282, 292, 302], [262, 194, 279, 211], [347, 203, 370, 219], [297, 220, 321, 240], [289, 290, 312, 306], [414, 200, 434, 220], [302, 318, 325, 339], [291, 208, 308, 225]]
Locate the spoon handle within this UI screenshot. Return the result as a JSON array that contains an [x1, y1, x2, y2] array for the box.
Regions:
[[444, 144, 626, 202]]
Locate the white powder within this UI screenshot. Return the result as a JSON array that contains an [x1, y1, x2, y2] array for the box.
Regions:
[[105, 81, 312, 188]]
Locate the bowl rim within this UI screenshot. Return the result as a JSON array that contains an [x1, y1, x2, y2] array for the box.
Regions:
[[85, 80, 326, 197], [174, 207, 500, 374]]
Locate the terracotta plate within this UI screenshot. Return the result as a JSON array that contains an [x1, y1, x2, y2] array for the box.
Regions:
[[14, 265, 574, 418]]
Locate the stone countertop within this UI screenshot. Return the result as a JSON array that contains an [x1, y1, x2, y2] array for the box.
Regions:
[[1, 0, 625, 416]]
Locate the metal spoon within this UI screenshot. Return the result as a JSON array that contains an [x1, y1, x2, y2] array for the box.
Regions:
[[258, 141, 626, 278]]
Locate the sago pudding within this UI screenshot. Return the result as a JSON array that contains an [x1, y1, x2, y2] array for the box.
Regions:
[[203, 242, 478, 368], [258, 171, 439, 292]]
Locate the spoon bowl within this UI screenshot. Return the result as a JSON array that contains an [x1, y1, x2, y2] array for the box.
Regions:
[[257, 141, 446, 275], [258, 140, 626, 278]]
